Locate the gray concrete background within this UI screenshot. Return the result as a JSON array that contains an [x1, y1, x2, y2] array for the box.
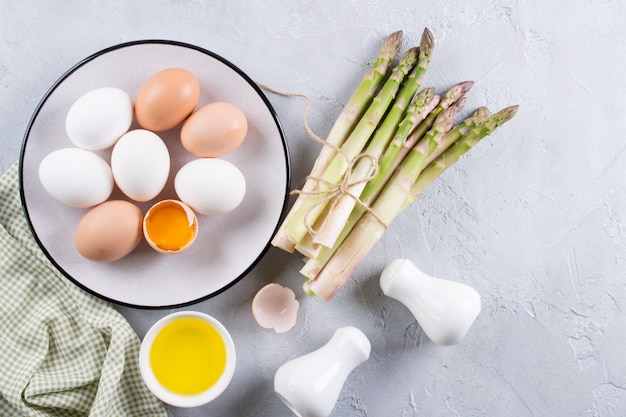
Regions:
[[2, 1, 625, 416]]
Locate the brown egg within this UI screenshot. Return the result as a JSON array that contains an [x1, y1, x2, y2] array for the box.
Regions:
[[75, 200, 144, 262], [180, 102, 248, 157], [135, 68, 200, 132]]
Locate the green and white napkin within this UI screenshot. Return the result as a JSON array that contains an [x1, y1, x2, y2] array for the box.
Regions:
[[0, 162, 166, 416]]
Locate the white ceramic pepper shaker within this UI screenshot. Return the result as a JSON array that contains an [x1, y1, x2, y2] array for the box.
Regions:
[[274, 326, 371, 417], [380, 258, 481, 346]]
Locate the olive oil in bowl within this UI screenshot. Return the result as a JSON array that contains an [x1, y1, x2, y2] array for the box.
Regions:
[[139, 312, 236, 407]]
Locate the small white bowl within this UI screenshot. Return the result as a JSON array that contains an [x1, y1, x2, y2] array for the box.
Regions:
[[139, 311, 236, 408]]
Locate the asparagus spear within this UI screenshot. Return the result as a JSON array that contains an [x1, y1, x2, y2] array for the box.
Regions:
[[283, 46, 420, 248], [271, 30, 403, 252], [306, 105, 518, 300], [312, 29, 436, 249], [305, 108, 456, 300]]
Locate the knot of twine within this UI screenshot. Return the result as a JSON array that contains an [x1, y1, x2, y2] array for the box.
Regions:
[[256, 81, 390, 235]]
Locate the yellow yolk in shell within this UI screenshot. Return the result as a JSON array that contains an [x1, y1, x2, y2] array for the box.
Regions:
[[144, 200, 197, 252]]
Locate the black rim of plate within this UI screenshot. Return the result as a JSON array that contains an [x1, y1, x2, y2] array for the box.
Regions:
[[18, 39, 291, 310]]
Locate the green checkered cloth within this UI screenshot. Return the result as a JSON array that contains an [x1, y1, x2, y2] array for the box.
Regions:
[[0, 162, 167, 416]]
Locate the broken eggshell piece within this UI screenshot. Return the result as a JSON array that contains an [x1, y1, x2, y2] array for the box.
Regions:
[[252, 283, 299, 333]]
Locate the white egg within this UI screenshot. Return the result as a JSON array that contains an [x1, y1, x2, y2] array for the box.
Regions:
[[174, 158, 246, 215], [38, 148, 114, 208], [65, 87, 133, 150], [111, 129, 170, 202]]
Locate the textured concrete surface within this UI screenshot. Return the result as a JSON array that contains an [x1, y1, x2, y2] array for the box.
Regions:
[[2, 1, 626, 416]]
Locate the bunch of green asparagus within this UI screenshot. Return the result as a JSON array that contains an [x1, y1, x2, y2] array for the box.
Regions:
[[271, 28, 518, 301]]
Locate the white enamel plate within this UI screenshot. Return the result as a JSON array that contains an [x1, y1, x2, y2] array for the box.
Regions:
[[19, 40, 290, 308]]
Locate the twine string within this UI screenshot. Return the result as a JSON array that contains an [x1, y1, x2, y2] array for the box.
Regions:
[[297, 152, 382, 235], [255, 81, 333, 152], [256, 81, 390, 233]]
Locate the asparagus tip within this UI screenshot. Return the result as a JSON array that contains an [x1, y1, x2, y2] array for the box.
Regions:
[[475, 106, 490, 118], [381, 30, 404, 57], [459, 80, 474, 95], [405, 46, 420, 57], [507, 104, 520, 116], [389, 30, 403, 40], [398, 46, 420, 68], [476, 104, 519, 137], [441, 82, 471, 107], [495, 105, 520, 124], [420, 28, 435, 53], [415, 87, 435, 103]]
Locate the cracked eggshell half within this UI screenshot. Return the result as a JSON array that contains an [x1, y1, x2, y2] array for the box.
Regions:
[[252, 283, 299, 333]]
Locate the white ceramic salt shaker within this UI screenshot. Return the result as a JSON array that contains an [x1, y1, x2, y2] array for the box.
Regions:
[[274, 326, 371, 417], [380, 258, 481, 346]]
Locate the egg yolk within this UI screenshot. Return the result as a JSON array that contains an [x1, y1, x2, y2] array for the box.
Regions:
[[144, 201, 197, 251], [150, 317, 227, 395]]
